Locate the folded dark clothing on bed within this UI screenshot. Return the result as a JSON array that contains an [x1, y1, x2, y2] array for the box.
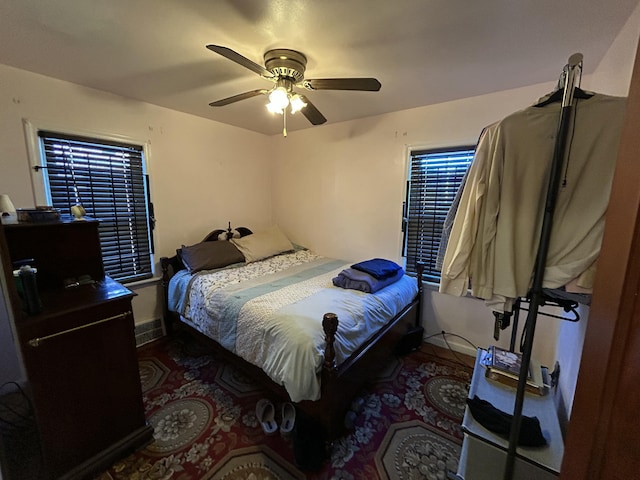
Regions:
[[351, 258, 402, 280], [332, 267, 404, 293]]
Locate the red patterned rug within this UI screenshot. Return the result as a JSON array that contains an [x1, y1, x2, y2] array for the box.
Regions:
[[95, 334, 473, 480]]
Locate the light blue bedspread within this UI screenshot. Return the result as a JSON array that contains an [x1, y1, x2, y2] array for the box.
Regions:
[[168, 250, 418, 402]]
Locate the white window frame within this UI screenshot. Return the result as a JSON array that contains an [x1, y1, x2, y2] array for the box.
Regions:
[[23, 119, 156, 283]]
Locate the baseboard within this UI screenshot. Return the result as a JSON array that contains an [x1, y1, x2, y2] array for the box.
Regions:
[[424, 333, 478, 359], [134, 318, 165, 347]]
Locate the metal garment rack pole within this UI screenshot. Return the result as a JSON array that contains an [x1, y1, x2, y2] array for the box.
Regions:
[[502, 53, 584, 480]]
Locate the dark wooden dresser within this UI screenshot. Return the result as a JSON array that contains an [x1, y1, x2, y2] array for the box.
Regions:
[[0, 217, 153, 479]]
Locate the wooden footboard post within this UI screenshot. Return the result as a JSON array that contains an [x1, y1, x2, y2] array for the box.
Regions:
[[322, 313, 338, 374]]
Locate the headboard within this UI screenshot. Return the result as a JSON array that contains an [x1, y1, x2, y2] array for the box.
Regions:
[[203, 224, 253, 242]]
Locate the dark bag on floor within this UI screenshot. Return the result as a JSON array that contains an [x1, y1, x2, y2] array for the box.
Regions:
[[292, 413, 327, 471]]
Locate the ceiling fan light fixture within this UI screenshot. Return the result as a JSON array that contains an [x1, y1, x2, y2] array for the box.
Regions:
[[290, 94, 307, 114], [266, 102, 283, 114], [268, 87, 289, 111]]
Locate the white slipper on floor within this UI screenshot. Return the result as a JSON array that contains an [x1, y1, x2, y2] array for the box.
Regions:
[[280, 402, 296, 435], [256, 399, 278, 435]]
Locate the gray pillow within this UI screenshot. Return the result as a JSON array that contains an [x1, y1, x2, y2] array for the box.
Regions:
[[180, 241, 245, 273]]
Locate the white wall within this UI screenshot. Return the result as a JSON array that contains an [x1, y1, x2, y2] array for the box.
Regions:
[[591, 2, 640, 95], [0, 64, 272, 326]]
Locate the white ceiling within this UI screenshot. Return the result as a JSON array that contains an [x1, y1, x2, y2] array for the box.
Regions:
[[1, 0, 638, 136]]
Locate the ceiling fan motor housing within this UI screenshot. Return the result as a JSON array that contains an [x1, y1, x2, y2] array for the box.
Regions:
[[264, 49, 307, 83]]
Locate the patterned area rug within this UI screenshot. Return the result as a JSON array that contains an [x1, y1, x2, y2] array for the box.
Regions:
[[95, 334, 472, 480]]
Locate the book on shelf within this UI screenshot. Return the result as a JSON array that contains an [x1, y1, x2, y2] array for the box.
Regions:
[[483, 345, 546, 396]]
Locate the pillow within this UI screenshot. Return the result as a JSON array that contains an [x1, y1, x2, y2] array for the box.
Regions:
[[180, 240, 245, 273], [231, 225, 294, 263]]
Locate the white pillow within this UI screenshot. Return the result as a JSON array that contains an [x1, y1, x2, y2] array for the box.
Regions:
[[231, 225, 294, 263]]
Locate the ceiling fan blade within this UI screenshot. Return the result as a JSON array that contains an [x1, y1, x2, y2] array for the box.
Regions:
[[303, 78, 382, 91], [206, 45, 274, 78], [209, 89, 268, 107], [298, 95, 327, 125]]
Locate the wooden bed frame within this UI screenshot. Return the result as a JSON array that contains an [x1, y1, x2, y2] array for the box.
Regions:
[[159, 227, 424, 441]]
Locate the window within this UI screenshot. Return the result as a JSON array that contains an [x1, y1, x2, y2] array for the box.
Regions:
[[37, 131, 154, 283], [404, 147, 474, 283]]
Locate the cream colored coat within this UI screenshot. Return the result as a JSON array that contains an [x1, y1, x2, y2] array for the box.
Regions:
[[440, 93, 627, 312]]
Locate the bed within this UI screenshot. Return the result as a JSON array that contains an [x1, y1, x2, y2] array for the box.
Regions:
[[160, 225, 424, 440]]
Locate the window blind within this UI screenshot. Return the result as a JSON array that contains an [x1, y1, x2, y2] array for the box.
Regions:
[[405, 147, 474, 282], [39, 131, 153, 283]]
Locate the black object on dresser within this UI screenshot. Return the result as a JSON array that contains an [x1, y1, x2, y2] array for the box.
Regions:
[[0, 217, 153, 480]]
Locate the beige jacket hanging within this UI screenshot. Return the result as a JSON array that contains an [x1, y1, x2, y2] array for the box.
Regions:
[[440, 93, 627, 312]]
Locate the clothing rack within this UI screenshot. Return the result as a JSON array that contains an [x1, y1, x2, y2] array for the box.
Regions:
[[502, 53, 585, 480], [506, 293, 582, 352]]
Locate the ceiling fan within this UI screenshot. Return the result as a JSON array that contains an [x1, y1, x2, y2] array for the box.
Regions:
[[206, 45, 382, 133]]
